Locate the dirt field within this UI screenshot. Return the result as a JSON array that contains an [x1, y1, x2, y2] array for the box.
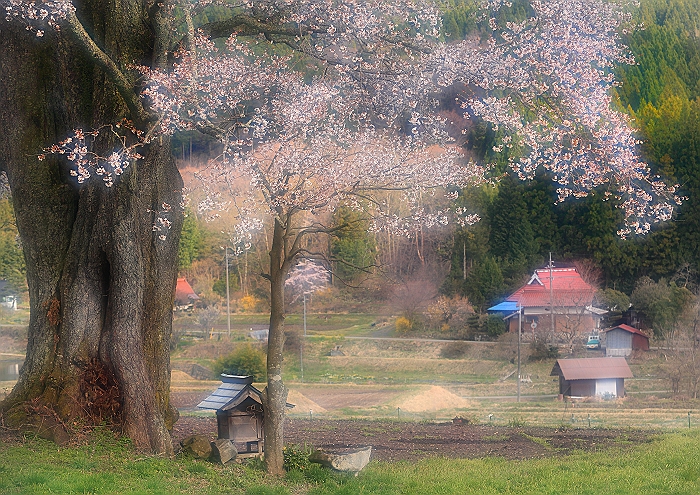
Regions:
[[168, 386, 657, 462], [172, 415, 655, 462], [0, 379, 662, 464], [0, 325, 674, 463]]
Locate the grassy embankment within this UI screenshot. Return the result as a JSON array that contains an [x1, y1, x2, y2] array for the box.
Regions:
[[1, 429, 700, 494], [4, 310, 694, 428], [171, 312, 695, 429]]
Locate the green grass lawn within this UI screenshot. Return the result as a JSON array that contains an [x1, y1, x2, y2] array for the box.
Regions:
[[1, 429, 699, 494], [308, 431, 700, 495]]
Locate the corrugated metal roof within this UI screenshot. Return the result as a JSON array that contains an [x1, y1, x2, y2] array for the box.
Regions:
[[488, 301, 519, 312], [197, 375, 262, 411], [604, 324, 649, 338], [551, 357, 633, 380]]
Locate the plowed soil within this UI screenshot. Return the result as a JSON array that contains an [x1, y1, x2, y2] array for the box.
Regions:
[[172, 416, 655, 462]]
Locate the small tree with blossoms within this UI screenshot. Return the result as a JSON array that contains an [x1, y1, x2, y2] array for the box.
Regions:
[[183, 107, 485, 473], [0, 0, 682, 473]]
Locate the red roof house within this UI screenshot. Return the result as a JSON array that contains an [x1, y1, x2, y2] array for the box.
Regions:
[[508, 267, 595, 307], [175, 277, 199, 309], [490, 266, 605, 338], [551, 357, 633, 398], [604, 324, 649, 357]]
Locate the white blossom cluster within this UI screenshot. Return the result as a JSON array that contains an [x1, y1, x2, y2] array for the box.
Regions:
[[141, 0, 680, 237], [439, 0, 678, 236], [3, 0, 73, 36], [38, 123, 145, 188], [151, 202, 174, 241], [7, 0, 682, 237], [285, 259, 328, 302]]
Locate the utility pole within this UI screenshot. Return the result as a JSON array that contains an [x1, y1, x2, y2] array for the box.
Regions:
[[549, 252, 555, 336], [517, 302, 522, 403], [301, 293, 307, 383]]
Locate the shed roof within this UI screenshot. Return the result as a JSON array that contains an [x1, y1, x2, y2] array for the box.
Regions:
[[604, 324, 649, 339], [197, 375, 260, 411], [551, 357, 633, 380], [198, 374, 295, 411], [488, 301, 519, 312]]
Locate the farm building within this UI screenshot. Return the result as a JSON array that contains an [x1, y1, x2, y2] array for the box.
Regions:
[[174, 277, 199, 310], [489, 266, 606, 337], [551, 357, 633, 398], [604, 324, 649, 357], [197, 375, 294, 456]]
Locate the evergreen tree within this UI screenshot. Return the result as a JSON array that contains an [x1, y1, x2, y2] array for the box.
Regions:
[[178, 210, 203, 270], [331, 207, 377, 283], [465, 256, 505, 311], [488, 175, 539, 287]]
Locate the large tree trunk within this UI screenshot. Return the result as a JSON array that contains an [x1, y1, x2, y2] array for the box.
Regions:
[[0, 1, 182, 454]]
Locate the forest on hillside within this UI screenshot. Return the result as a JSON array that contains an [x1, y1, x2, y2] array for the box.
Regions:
[[2, 0, 699, 336]]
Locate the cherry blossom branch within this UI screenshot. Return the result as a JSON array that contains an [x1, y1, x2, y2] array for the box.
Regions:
[[38, 121, 147, 187]]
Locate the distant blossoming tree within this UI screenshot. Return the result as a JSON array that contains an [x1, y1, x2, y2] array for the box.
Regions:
[[0, 0, 680, 475], [285, 260, 329, 303]]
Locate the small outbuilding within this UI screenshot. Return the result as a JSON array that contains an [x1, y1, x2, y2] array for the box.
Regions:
[[0, 280, 18, 310], [197, 374, 294, 457], [603, 324, 649, 357], [198, 375, 266, 456], [551, 357, 633, 398]]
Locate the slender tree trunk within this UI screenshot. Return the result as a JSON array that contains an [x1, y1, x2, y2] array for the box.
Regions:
[[0, 1, 182, 454], [263, 218, 289, 475]]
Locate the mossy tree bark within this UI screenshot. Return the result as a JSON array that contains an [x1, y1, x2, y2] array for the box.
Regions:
[[0, 1, 182, 454]]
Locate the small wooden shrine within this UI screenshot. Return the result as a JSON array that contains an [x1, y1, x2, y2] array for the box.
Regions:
[[197, 375, 266, 456]]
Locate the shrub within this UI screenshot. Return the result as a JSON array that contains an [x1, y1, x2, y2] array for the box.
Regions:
[[214, 344, 267, 381], [484, 314, 506, 337], [440, 341, 470, 359], [395, 316, 413, 334], [239, 295, 260, 312], [529, 339, 559, 361], [283, 443, 312, 472]]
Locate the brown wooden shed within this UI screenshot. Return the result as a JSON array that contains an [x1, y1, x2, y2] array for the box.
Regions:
[[551, 357, 633, 398], [197, 375, 266, 456]]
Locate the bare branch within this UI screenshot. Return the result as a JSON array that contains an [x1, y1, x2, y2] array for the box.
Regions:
[[199, 14, 316, 40], [64, 11, 150, 124]]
